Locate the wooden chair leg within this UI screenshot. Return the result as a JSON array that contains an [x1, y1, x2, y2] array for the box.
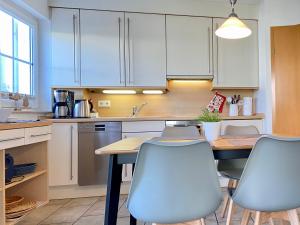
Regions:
[[241, 209, 251, 225], [254, 211, 262, 225], [225, 199, 235, 225], [288, 209, 300, 225], [201, 218, 206, 225], [221, 179, 233, 218], [269, 218, 275, 225]]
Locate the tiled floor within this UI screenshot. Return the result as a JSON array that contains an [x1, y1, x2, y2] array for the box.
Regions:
[[17, 191, 250, 225]]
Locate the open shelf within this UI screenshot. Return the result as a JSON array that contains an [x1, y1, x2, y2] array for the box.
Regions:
[[5, 170, 47, 190], [6, 201, 48, 225]]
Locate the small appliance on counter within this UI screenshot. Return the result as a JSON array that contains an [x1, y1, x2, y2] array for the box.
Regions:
[[52, 90, 74, 118], [73, 99, 91, 118]]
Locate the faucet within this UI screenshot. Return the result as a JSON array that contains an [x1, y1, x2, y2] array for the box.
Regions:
[[131, 102, 148, 117]]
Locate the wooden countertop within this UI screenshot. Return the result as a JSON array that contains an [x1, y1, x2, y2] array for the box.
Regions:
[[95, 135, 262, 155], [50, 113, 265, 123], [0, 120, 52, 131]]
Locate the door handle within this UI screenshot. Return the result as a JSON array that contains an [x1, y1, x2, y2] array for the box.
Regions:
[[73, 14, 77, 84], [30, 133, 51, 138], [216, 23, 219, 84], [208, 27, 211, 74], [118, 17, 123, 84], [0, 137, 24, 142], [127, 17, 131, 85]]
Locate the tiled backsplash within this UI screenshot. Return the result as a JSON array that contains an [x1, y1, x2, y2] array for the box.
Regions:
[[88, 81, 256, 117]]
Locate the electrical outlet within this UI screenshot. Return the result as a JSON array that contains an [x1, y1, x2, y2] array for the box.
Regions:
[[98, 100, 111, 108]]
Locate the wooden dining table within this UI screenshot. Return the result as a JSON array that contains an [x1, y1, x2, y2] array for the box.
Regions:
[[95, 135, 262, 225]]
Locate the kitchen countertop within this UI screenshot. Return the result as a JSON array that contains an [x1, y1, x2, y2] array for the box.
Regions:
[[49, 113, 264, 123], [0, 120, 52, 130]]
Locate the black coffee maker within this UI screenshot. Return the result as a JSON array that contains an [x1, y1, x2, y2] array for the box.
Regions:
[[53, 90, 74, 118]]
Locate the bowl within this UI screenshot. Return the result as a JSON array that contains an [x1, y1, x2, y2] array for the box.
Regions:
[[0, 108, 13, 123]]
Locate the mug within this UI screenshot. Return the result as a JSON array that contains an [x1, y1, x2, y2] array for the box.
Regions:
[[229, 104, 239, 116]]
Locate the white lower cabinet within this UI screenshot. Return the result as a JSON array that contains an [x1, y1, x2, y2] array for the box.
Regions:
[[121, 121, 166, 181], [48, 123, 78, 186]]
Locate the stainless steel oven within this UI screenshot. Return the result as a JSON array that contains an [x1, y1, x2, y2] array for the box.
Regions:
[[78, 122, 122, 186]]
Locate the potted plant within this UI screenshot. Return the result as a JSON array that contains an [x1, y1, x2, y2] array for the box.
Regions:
[[197, 109, 221, 142]]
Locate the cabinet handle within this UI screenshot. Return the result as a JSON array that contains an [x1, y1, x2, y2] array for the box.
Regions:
[[30, 133, 50, 138], [216, 23, 219, 84], [0, 137, 23, 142], [127, 18, 131, 84], [70, 125, 73, 180], [208, 27, 211, 74], [73, 14, 78, 84], [118, 17, 122, 84]]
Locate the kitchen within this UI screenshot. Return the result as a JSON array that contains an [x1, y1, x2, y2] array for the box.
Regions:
[[0, 0, 299, 225]]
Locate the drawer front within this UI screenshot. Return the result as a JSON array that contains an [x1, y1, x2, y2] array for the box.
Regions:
[[0, 129, 25, 149], [122, 121, 166, 133], [25, 126, 52, 145], [122, 132, 162, 139]]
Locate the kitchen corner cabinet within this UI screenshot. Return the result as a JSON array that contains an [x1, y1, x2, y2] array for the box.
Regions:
[[166, 16, 213, 77], [124, 13, 166, 87], [48, 123, 78, 186], [212, 19, 259, 89], [80, 10, 125, 87], [51, 8, 80, 87]]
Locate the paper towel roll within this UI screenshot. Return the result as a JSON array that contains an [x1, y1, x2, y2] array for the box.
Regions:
[[243, 97, 252, 116]]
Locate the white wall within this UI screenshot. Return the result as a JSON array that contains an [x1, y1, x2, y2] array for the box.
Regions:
[[49, 0, 259, 19], [256, 0, 300, 133], [11, 0, 49, 19]]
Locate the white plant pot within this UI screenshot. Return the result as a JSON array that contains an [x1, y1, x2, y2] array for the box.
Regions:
[[202, 122, 221, 142]]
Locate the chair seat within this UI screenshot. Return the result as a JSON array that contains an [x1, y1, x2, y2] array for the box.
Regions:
[[219, 169, 243, 180]]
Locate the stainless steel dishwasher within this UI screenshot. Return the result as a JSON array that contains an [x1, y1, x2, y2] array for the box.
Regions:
[[78, 122, 122, 186]]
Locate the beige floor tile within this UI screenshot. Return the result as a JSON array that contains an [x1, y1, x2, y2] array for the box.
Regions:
[[47, 199, 72, 206], [118, 203, 130, 218], [40, 205, 91, 224], [73, 215, 104, 225], [84, 198, 106, 216], [117, 217, 147, 225], [63, 197, 98, 208], [16, 205, 62, 225]]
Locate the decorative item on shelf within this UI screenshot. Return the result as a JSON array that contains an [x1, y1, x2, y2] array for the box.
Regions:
[[5, 153, 14, 183], [207, 92, 226, 113], [215, 0, 252, 39], [243, 97, 253, 116], [227, 95, 241, 116], [13, 163, 37, 177], [197, 109, 221, 142], [22, 95, 30, 108]]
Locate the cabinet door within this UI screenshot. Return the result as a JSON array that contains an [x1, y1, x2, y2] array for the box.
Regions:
[[48, 123, 78, 186], [213, 19, 259, 88], [125, 13, 166, 87], [80, 10, 125, 87], [166, 16, 213, 77], [51, 8, 80, 87]]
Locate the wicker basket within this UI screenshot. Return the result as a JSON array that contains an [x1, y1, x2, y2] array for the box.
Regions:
[[5, 196, 24, 210], [6, 200, 37, 219]]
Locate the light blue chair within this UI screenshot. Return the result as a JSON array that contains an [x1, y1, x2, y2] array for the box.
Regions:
[[217, 125, 259, 222], [161, 126, 201, 140], [230, 136, 300, 225], [127, 139, 222, 224]]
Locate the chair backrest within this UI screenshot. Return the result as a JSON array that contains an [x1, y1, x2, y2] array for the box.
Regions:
[[232, 136, 300, 212], [218, 125, 259, 171], [225, 125, 259, 136], [127, 139, 222, 224], [161, 126, 200, 139]]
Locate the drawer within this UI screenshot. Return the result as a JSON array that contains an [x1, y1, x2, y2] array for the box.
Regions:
[[0, 129, 25, 149], [122, 121, 166, 133], [25, 126, 52, 145], [122, 132, 162, 139]]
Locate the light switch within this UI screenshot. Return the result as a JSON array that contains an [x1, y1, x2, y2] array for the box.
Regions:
[[98, 100, 111, 108]]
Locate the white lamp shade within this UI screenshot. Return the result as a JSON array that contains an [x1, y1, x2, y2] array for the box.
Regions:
[[215, 16, 252, 39]]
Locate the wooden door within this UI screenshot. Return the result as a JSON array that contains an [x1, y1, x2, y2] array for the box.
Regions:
[[166, 15, 213, 77], [271, 25, 300, 136]]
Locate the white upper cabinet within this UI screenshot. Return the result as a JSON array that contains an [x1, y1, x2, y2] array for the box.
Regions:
[[166, 16, 213, 78], [51, 8, 80, 87], [213, 19, 259, 89], [125, 13, 166, 87], [80, 10, 125, 87]]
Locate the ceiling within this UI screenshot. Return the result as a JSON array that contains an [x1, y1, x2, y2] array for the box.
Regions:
[[209, 0, 260, 4]]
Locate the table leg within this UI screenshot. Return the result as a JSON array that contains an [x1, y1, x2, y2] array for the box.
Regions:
[[104, 155, 123, 225], [130, 163, 137, 225]]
